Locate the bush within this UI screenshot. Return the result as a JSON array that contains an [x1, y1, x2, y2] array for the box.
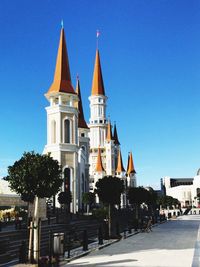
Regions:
[[92, 207, 108, 220]]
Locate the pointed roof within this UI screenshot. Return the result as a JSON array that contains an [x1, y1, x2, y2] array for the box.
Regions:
[[116, 149, 125, 173], [46, 28, 76, 96], [127, 152, 136, 175], [76, 77, 89, 129], [106, 120, 112, 141], [95, 147, 105, 172], [113, 123, 120, 145], [91, 50, 105, 96]]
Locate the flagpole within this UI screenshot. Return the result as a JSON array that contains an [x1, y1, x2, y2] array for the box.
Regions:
[[96, 29, 100, 49]]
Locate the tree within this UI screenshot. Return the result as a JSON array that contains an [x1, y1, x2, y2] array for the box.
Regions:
[[157, 195, 180, 209], [95, 176, 124, 237], [82, 192, 96, 214], [127, 187, 149, 219], [58, 191, 72, 212], [146, 190, 158, 207], [4, 151, 62, 263]]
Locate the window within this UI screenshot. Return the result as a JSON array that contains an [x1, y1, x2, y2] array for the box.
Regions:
[[64, 119, 70, 143], [64, 168, 70, 192], [81, 133, 85, 137]]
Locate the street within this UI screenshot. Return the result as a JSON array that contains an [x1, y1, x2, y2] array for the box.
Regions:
[[65, 215, 200, 267]]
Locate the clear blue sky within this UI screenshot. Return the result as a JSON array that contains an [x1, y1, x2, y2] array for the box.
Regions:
[[0, 0, 200, 189]]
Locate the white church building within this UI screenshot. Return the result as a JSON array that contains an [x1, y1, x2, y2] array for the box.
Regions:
[[43, 26, 137, 213]]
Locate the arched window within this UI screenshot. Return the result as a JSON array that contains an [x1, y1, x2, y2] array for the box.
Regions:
[[64, 168, 70, 193], [64, 119, 70, 143], [51, 120, 56, 144]]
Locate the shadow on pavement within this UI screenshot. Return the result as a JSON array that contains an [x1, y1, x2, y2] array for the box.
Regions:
[[67, 258, 138, 266]]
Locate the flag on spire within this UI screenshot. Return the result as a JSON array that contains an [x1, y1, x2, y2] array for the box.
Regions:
[[61, 19, 64, 29], [96, 29, 100, 38]]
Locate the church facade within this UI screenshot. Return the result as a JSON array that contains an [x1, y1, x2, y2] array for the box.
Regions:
[[43, 27, 136, 213]]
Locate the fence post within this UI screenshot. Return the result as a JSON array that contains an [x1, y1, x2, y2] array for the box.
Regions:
[[98, 226, 103, 245], [48, 230, 52, 267], [116, 222, 120, 237], [66, 233, 71, 258], [83, 230, 88, 251], [19, 240, 27, 263], [124, 229, 126, 239]]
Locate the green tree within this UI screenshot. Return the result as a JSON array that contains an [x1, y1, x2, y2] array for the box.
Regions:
[[58, 191, 72, 212], [127, 187, 149, 219], [4, 151, 62, 263], [157, 195, 180, 209], [82, 192, 96, 214], [95, 176, 124, 237]]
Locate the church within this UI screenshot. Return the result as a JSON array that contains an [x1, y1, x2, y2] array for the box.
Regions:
[[43, 26, 137, 213]]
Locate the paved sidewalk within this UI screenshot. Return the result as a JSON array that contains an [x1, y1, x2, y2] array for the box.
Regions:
[[63, 229, 140, 263], [63, 215, 200, 267]]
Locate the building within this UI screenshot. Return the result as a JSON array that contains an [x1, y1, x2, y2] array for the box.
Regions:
[[43, 26, 137, 213], [162, 170, 200, 207], [0, 179, 27, 207]]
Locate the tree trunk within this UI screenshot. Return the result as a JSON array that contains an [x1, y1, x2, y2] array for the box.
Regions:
[[108, 204, 111, 238], [28, 221, 33, 262], [86, 204, 89, 215], [33, 196, 39, 263]]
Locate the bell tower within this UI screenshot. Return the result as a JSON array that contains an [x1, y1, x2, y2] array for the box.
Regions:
[[43, 26, 79, 213], [89, 50, 108, 177]]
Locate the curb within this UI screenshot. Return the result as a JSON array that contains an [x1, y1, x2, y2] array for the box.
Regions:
[[62, 230, 140, 264]]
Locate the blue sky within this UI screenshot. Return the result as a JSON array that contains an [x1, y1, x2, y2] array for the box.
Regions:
[[0, 0, 200, 189]]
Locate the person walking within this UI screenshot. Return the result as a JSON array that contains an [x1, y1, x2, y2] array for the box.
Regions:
[[145, 217, 153, 233]]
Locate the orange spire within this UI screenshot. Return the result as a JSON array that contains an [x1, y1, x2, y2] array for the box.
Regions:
[[106, 120, 112, 141], [113, 123, 120, 145], [127, 152, 136, 175], [95, 147, 105, 172], [116, 149, 125, 173], [76, 77, 88, 129], [46, 28, 76, 95], [91, 50, 105, 96]]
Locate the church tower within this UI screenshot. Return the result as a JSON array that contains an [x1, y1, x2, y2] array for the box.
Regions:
[[43, 27, 79, 213], [76, 77, 90, 207], [113, 123, 120, 169], [105, 120, 115, 175], [126, 152, 137, 187], [116, 148, 126, 207], [89, 49, 108, 179], [91, 147, 105, 191]]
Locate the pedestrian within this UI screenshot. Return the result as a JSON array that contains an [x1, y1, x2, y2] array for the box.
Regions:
[[146, 217, 152, 233]]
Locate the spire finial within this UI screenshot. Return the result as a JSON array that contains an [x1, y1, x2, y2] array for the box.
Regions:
[[61, 19, 64, 29], [96, 29, 100, 49], [76, 73, 79, 81]]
